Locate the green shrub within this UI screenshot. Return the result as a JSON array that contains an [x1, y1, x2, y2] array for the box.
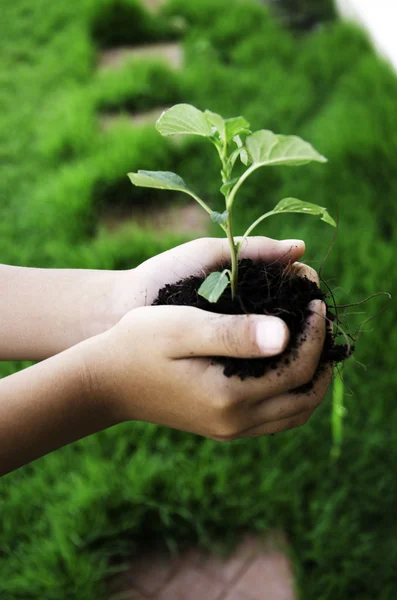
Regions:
[[92, 60, 181, 112], [90, 0, 176, 47], [38, 87, 98, 162], [47, 225, 189, 270]]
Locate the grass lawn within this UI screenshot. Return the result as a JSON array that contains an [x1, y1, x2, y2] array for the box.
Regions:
[[1, 1, 397, 598]]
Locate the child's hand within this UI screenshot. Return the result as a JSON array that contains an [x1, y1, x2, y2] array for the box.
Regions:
[[116, 236, 306, 309], [84, 297, 330, 440]]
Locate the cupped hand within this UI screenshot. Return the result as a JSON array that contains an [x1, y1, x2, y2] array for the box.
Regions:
[[85, 296, 331, 441], [115, 236, 307, 310]]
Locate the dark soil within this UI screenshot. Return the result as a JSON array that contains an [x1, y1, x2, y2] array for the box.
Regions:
[[153, 259, 353, 388]]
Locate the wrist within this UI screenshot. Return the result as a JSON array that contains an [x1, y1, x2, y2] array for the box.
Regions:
[[104, 268, 147, 327], [80, 269, 136, 341], [78, 332, 124, 428], [0, 338, 121, 474]]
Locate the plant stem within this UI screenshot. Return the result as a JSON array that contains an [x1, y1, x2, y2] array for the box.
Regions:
[[187, 191, 214, 217], [241, 209, 274, 240], [224, 164, 260, 288], [214, 136, 240, 299], [226, 211, 238, 298], [227, 163, 257, 210]]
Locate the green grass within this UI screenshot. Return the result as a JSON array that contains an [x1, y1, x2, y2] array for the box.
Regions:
[[1, 1, 397, 599]]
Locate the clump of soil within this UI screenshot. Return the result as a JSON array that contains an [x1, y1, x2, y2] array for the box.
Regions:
[[153, 259, 353, 387]]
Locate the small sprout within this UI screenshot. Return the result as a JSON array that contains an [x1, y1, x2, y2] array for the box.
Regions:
[[129, 103, 335, 303], [197, 270, 231, 304]]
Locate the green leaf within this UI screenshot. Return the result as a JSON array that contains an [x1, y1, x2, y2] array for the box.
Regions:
[[240, 147, 250, 166], [128, 170, 193, 194], [156, 104, 212, 137], [211, 210, 229, 225], [128, 170, 214, 217], [220, 178, 239, 197], [205, 110, 225, 139], [225, 116, 250, 142], [228, 148, 241, 169], [198, 270, 230, 303], [233, 135, 250, 166], [246, 130, 327, 167], [272, 198, 336, 227]]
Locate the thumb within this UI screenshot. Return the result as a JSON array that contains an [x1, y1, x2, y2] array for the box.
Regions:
[[170, 308, 290, 359]]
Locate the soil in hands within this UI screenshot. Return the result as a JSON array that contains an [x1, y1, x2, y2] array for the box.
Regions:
[[153, 259, 353, 388]]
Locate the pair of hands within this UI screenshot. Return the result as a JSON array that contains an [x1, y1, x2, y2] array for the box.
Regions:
[[82, 236, 331, 441]]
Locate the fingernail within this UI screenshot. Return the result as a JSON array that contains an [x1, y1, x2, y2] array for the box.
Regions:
[[279, 239, 305, 249], [256, 317, 289, 356]]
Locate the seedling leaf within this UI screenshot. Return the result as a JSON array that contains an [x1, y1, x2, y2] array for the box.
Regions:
[[220, 178, 239, 197], [128, 170, 214, 216], [128, 170, 193, 194], [272, 198, 336, 226], [129, 103, 333, 305], [233, 135, 250, 165], [211, 210, 229, 225], [225, 116, 251, 142], [246, 130, 327, 167], [156, 104, 212, 137], [198, 270, 230, 303], [205, 110, 226, 139]]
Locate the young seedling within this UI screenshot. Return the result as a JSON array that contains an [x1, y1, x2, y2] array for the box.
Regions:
[[128, 103, 336, 302]]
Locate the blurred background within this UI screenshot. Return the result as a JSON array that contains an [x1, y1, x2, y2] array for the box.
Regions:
[[1, 1, 397, 598]]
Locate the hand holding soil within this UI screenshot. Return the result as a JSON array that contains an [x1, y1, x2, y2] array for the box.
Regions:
[[122, 236, 307, 308], [86, 237, 331, 440], [85, 295, 330, 440], [0, 236, 332, 475]]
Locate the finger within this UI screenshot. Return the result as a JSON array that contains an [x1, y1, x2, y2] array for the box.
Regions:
[[160, 306, 290, 359], [292, 262, 320, 286], [233, 236, 305, 265], [235, 365, 332, 432], [142, 237, 306, 285], [237, 409, 314, 438], [223, 299, 327, 401], [182, 237, 306, 270], [164, 358, 330, 442]]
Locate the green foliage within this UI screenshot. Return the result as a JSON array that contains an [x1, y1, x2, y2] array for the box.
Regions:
[[243, 198, 336, 241], [90, 0, 176, 47], [245, 129, 327, 166], [157, 103, 213, 136], [1, 0, 397, 599], [130, 103, 333, 301], [92, 60, 181, 112], [128, 169, 192, 192]]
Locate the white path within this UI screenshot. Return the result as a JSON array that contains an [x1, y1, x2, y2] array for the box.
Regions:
[[99, 42, 183, 70]]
